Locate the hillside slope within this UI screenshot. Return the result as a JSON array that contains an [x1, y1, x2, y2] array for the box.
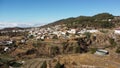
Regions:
[[43, 13, 120, 29]]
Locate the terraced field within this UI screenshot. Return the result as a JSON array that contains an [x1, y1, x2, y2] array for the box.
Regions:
[[22, 58, 52, 68], [55, 54, 120, 68], [21, 54, 120, 68]]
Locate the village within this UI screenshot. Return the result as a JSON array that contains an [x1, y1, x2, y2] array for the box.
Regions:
[[28, 24, 120, 40], [0, 24, 120, 56], [0, 16, 120, 68], [0, 25, 120, 68]]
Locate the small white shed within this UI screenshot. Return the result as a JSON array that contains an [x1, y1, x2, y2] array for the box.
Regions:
[[95, 49, 109, 55]]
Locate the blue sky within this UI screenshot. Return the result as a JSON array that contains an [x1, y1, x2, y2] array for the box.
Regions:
[[0, 0, 120, 25]]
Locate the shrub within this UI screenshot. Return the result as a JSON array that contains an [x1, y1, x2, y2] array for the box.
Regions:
[[116, 47, 120, 53], [89, 48, 97, 54], [26, 49, 37, 55], [52, 35, 58, 39], [54, 62, 64, 68], [100, 22, 114, 28], [51, 46, 60, 56], [0, 58, 8, 64], [41, 61, 47, 68], [9, 62, 22, 67], [109, 38, 117, 47], [29, 35, 34, 38], [75, 46, 81, 53], [100, 30, 108, 33], [84, 32, 91, 39]]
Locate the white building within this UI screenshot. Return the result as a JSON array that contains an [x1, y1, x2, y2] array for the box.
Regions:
[[4, 47, 9, 52], [114, 29, 120, 34], [78, 29, 99, 34], [86, 30, 99, 33], [67, 29, 76, 34]]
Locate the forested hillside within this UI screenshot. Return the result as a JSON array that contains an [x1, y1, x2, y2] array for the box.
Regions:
[[45, 13, 120, 29]]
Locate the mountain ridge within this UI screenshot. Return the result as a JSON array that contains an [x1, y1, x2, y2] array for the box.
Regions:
[[42, 13, 120, 29]]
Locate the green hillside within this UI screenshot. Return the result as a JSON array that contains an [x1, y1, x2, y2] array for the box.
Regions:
[[45, 13, 120, 29]]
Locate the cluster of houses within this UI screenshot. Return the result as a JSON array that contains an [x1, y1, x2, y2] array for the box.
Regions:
[[28, 25, 100, 40], [0, 24, 120, 55], [0, 40, 13, 46], [28, 24, 120, 41], [27, 25, 120, 56], [0, 40, 14, 52], [0, 38, 27, 53]]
